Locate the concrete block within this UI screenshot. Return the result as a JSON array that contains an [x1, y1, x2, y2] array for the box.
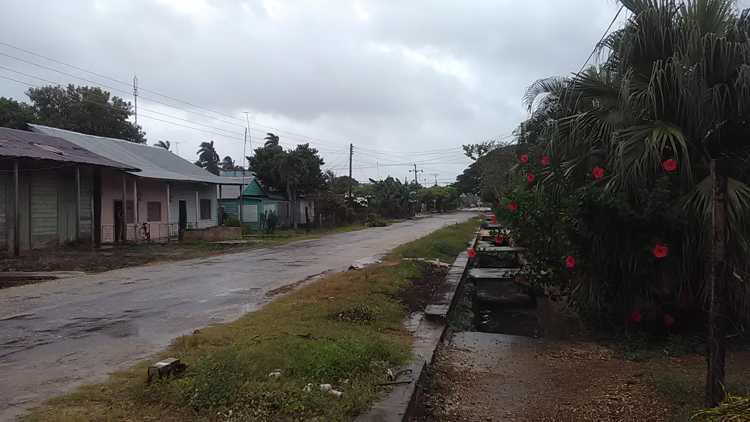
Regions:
[[147, 358, 186, 383]]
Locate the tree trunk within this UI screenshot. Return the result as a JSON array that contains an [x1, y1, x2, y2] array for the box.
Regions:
[[706, 159, 729, 407]]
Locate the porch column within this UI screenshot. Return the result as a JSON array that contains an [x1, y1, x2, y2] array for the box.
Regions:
[[90, 185, 95, 245], [92, 168, 101, 247], [121, 174, 126, 242], [195, 190, 199, 228], [13, 160, 20, 256], [75, 166, 81, 241], [166, 183, 171, 240], [133, 178, 139, 226]]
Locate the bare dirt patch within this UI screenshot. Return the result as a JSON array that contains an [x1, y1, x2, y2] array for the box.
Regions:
[[396, 262, 449, 313], [413, 331, 750, 421], [414, 334, 672, 421]]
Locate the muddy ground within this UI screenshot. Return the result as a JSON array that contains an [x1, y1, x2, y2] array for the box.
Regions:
[[411, 282, 750, 421], [416, 334, 750, 421], [0, 241, 257, 284]]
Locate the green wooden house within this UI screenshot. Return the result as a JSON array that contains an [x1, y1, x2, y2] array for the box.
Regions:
[[218, 176, 290, 229]]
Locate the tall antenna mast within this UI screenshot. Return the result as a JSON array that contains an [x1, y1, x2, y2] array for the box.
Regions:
[[133, 75, 138, 126]]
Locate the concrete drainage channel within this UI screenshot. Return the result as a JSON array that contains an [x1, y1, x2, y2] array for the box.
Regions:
[[356, 247, 471, 422]]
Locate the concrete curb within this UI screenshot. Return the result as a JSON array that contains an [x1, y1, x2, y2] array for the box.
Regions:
[[356, 249, 471, 422]]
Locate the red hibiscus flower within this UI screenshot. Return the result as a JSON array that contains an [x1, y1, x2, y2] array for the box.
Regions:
[[519, 154, 529, 164], [630, 309, 642, 323], [592, 166, 605, 180], [467, 248, 477, 258], [565, 255, 576, 269], [527, 172, 536, 183], [652, 244, 669, 259], [495, 235, 504, 245], [490, 215, 497, 224], [507, 202, 518, 212], [663, 313, 675, 328], [541, 155, 551, 166], [662, 159, 678, 173]]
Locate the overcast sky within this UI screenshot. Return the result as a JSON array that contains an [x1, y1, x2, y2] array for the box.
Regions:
[[2, 0, 749, 185]]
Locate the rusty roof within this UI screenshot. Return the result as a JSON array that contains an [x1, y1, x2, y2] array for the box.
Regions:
[[0, 127, 136, 170], [32, 124, 239, 184]]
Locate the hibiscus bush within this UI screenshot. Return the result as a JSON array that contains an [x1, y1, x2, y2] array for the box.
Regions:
[[495, 151, 704, 331]]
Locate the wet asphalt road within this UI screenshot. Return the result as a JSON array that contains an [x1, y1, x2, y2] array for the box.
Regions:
[[0, 212, 474, 421]]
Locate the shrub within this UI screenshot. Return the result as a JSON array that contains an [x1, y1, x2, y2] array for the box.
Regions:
[[692, 394, 750, 421], [260, 211, 279, 234], [365, 214, 387, 227]]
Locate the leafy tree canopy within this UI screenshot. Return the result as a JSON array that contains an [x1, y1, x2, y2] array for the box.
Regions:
[[0, 97, 34, 130], [27, 84, 146, 143]]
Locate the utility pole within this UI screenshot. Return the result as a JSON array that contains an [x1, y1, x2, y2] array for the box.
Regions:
[[430, 173, 439, 186], [409, 164, 423, 186], [240, 127, 248, 223], [244, 112, 253, 154], [133, 75, 138, 127], [348, 143, 353, 202]]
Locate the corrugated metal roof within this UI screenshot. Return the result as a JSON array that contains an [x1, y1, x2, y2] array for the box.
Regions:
[[31, 124, 242, 184], [0, 126, 136, 170]]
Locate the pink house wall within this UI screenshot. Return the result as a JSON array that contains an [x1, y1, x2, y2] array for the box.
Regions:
[[99, 169, 169, 242]]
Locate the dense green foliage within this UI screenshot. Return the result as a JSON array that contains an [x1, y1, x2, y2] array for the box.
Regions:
[[491, 0, 750, 328], [416, 185, 460, 212], [0, 85, 145, 142], [0, 96, 34, 129], [456, 142, 518, 203], [366, 177, 414, 218], [247, 133, 326, 227]]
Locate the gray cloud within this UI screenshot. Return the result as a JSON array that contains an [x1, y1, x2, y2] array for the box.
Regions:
[[2, 0, 747, 182]]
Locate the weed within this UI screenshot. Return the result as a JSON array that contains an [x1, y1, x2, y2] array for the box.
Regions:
[[23, 218, 478, 421]]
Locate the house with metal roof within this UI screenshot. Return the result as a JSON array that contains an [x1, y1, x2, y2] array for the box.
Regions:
[[217, 170, 316, 230], [30, 124, 240, 243], [0, 127, 135, 255]]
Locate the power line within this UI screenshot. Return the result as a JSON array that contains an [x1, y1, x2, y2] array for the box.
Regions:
[[0, 43, 355, 149], [0, 40, 495, 176], [0, 66, 248, 139], [576, 5, 625, 75]]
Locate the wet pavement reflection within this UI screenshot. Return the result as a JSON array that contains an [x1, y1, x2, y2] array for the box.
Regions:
[[0, 212, 474, 421]]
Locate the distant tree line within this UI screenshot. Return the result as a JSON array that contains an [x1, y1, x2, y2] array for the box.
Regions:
[[0, 84, 145, 142]]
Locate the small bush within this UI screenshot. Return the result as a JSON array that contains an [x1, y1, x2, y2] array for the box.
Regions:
[[692, 394, 750, 421], [334, 304, 376, 324], [288, 336, 403, 380], [223, 216, 240, 227], [179, 348, 250, 409], [365, 214, 388, 227], [260, 211, 279, 234]]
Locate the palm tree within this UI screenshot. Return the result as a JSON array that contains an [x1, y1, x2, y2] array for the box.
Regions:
[[154, 140, 170, 150], [195, 141, 220, 175], [324, 170, 337, 189], [221, 156, 237, 171], [523, 0, 750, 405], [264, 132, 280, 147]]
